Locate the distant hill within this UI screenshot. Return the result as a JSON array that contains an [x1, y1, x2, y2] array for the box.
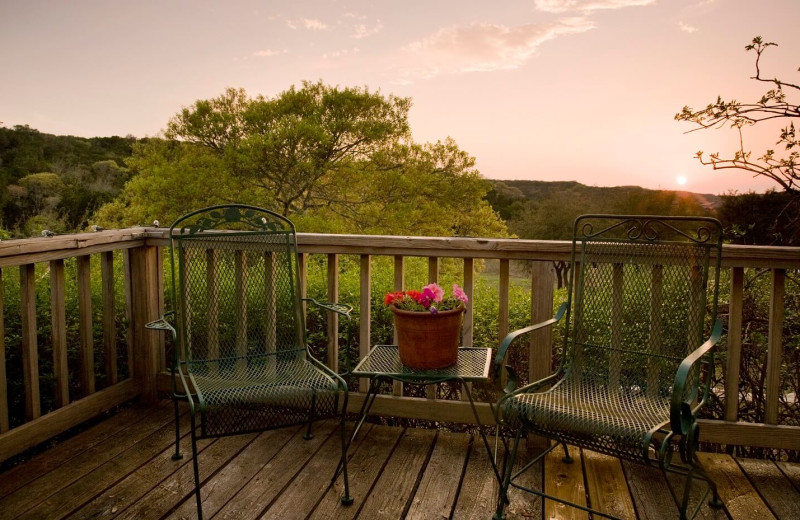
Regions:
[[489, 179, 721, 211]]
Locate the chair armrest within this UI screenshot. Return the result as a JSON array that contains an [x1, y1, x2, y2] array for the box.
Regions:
[[302, 298, 354, 375], [670, 318, 724, 436], [302, 298, 353, 317], [493, 302, 568, 386], [145, 310, 177, 340]]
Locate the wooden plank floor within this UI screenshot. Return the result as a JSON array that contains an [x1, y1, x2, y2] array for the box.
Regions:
[[1, 401, 799, 520]]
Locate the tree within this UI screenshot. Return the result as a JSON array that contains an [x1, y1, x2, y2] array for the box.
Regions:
[[676, 36, 799, 243], [96, 83, 508, 238]]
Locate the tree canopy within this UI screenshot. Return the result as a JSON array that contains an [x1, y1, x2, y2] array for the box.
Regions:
[[676, 36, 799, 244], [96, 82, 508, 238]]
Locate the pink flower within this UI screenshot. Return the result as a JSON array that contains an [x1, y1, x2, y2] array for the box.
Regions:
[[452, 284, 468, 303], [423, 283, 444, 302]]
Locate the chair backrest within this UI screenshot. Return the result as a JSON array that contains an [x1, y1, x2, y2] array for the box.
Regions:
[[167, 205, 305, 366], [563, 215, 723, 399]]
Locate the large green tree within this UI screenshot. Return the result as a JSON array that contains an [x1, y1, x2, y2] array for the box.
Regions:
[[97, 82, 508, 238]]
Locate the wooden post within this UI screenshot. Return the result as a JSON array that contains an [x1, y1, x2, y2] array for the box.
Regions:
[[766, 269, 785, 425], [725, 267, 744, 422], [50, 259, 69, 407], [77, 255, 95, 396], [129, 245, 161, 403], [498, 259, 510, 389], [0, 268, 8, 432], [20, 263, 41, 420], [393, 255, 404, 396], [327, 253, 340, 371], [359, 254, 371, 393], [529, 261, 555, 384], [426, 257, 439, 399], [101, 252, 117, 386]]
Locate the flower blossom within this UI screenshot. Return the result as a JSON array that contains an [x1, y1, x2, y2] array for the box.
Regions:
[[452, 284, 469, 303]]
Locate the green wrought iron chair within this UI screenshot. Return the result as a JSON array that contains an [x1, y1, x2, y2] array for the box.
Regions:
[[146, 205, 353, 519], [493, 215, 725, 520]]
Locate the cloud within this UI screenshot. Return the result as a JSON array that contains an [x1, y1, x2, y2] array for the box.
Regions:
[[252, 49, 287, 57], [321, 47, 361, 60], [352, 20, 384, 39], [678, 21, 698, 33], [392, 18, 595, 81], [303, 18, 328, 31], [534, 0, 656, 13]]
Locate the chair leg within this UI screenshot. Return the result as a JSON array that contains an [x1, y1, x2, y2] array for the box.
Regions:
[[338, 410, 354, 505], [189, 412, 204, 520], [493, 430, 522, 520], [304, 392, 317, 440], [561, 442, 573, 463], [172, 397, 183, 461]]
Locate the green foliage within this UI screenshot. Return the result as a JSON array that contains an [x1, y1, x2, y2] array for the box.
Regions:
[[676, 36, 800, 244], [97, 83, 508, 238], [0, 125, 135, 235], [717, 189, 797, 245]]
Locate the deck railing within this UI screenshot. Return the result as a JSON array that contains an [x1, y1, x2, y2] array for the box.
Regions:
[[0, 228, 797, 462]]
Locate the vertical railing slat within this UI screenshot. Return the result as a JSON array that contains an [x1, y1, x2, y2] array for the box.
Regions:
[[77, 255, 95, 396], [0, 268, 8, 432], [50, 259, 69, 407], [725, 267, 744, 422], [234, 251, 248, 372], [123, 250, 135, 378], [20, 263, 41, 420], [529, 261, 555, 384], [101, 252, 117, 386], [463, 258, 475, 346], [327, 253, 340, 371], [766, 268, 785, 425], [359, 255, 371, 393], [498, 259, 510, 389], [426, 257, 439, 399], [646, 265, 663, 398], [393, 255, 404, 396]]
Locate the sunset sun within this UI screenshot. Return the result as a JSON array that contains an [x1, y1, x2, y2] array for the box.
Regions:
[[676, 176, 688, 186]]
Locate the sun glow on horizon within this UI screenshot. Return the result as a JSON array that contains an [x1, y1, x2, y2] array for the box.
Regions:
[[676, 176, 688, 186]]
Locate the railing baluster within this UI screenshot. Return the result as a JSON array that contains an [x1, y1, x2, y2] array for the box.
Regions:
[[50, 259, 69, 406], [426, 257, 439, 399], [393, 255, 404, 396], [77, 255, 95, 396], [0, 268, 8, 432], [529, 261, 555, 384], [327, 253, 339, 371], [766, 268, 786, 425], [123, 250, 134, 378], [20, 263, 41, 420], [359, 255, 371, 393], [101, 252, 117, 386], [725, 267, 744, 422], [498, 259, 510, 389]]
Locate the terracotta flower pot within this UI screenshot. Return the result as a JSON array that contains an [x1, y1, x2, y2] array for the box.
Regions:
[[390, 303, 465, 369]]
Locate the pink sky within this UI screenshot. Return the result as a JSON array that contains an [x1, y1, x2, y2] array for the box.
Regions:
[[1, 0, 798, 195]]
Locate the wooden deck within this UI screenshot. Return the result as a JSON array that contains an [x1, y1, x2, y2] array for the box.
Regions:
[[1, 401, 799, 520]]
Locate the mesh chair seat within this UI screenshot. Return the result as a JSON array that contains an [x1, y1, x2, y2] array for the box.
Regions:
[[504, 377, 670, 460], [190, 353, 340, 436]]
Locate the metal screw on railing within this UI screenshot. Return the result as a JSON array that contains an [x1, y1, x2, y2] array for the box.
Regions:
[[91, 225, 104, 232], [153, 220, 160, 228], [41, 229, 55, 237]]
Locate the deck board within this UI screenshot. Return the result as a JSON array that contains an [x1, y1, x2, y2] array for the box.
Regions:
[[1, 401, 799, 520]]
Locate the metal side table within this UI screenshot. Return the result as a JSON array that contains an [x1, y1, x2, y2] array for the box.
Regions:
[[349, 345, 501, 482]]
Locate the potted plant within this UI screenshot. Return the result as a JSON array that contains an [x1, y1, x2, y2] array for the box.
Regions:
[[383, 283, 469, 369]]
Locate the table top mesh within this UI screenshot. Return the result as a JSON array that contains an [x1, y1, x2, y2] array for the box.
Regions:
[[352, 346, 491, 382]]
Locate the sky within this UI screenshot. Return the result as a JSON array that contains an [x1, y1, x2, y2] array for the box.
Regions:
[[1, 0, 798, 196]]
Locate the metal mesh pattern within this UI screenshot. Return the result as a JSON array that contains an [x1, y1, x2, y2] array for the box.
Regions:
[[503, 216, 722, 462], [353, 346, 491, 383], [169, 206, 342, 437]]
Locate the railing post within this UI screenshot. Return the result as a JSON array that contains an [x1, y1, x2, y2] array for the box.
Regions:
[[766, 268, 785, 425], [0, 268, 8, 433], [327, 253, 340, 371], [529, 261, 555, 383], [725, 267, 744, 422], [359, 254, 371, 393], [129, 244, 163, 403], [20, 263, 41, 421]]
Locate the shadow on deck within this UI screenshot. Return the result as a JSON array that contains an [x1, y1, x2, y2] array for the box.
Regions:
[[1, 401, 799, 520]]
